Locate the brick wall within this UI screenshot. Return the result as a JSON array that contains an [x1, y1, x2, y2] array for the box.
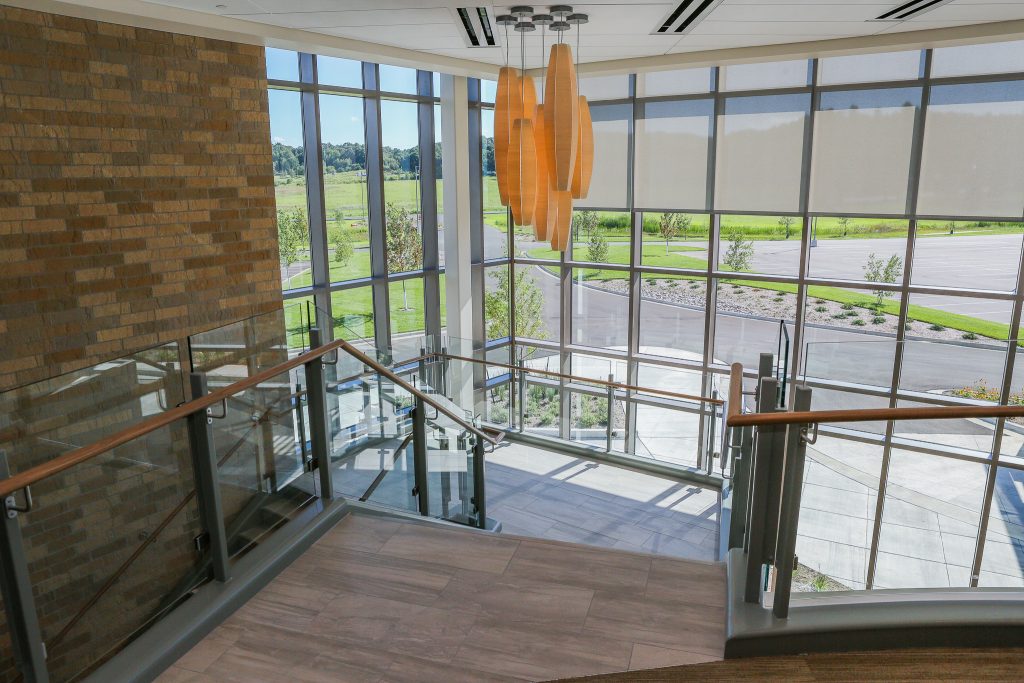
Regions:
[[0, 5, 282, 392], [0, 6, 285, 680]]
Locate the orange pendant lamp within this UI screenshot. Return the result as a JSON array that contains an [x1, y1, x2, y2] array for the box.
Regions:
[[571, 95, 594, 199], [494, 67, 521, 208], [543, 43, 578, 192], [532, 103, 551, 242], [549, 189, 572, 251], [509, 117, 537, 226]]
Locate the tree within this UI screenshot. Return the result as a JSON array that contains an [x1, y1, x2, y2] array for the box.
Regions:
[[572, 210, 598, 243], [330, 227, 353, 266], [484, 267, 548, 340], [332, 208, 345, 225], [587, 230, 609, 264], [678, 213, 692, 241], [863, 253, 903, 307], [837, 215, 851, 237], [658, 213, 682, 255], [277, 208, 308, 268], [385, 202, 423, 310], [723, 228, 754, 272], [778, 215, 796, 240]]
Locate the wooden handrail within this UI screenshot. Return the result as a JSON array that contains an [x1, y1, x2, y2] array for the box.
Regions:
[[727, 402, 1024, 428], [0, 339, 502, 498], [440, 352, 724, 406]]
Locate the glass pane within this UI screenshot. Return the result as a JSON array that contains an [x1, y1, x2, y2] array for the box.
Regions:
[[998, 346, 1024, 467], [265, 47, 298, 81], [903, 292, 1012, 355], [486, 380, 512, 428], [284, 297, 314, 352], [269, 89, 310, 291], [584, 104, 630, 209], [571, 211, 630, 265], [190, 309, 290, 378], [873, 449, 986, 589], [638, 275, 707, 361], [481, 108, 505, 259], [318, 55, 362, 88], [912, 221, 1023, 292], [715, 94, 809, 213], [818, 50, 922, 85], [514, 263, 557, 341], [900, 332, 1010, 398], [634, 99, 712, 210], [484, 264, 510, 340], [917, 82, 1024, 218], [931, 40, 1024, 78], [435, 103, 445, 267], [636, 67, 711, 97], [319, 93, 371, 283], [481, 78, 497, 103], [721, 59, 809, 91], [718, 214, 801, 276], [579, 74, 629, 100], [636, 363, 705, 400], [523, 381, 560, 437], [22, 423, 204, 681], [809, 89, 919, 215], [714, 280, 796, 371], [635, 404, 701, 468], [571, 353, 627, 383], [571, 267, 629, 350], [977, 466, 1024, 587], [432, 71, 441, 97], [796, 435, 882, 591], [330, 286, 375, 343], [389, 277, 425, 340], [807, 217, 908, 281], [640, 212, 710, 268], [379, 64, 418, 93], [382, 99, 424, 272]]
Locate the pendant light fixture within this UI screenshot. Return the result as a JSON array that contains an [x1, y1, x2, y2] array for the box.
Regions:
[[493, 5, 591, 250]]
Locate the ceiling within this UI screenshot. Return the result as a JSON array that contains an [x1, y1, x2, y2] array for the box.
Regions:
[[134, 1, 1024, 69]]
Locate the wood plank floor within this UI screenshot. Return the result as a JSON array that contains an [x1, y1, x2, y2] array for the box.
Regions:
[[155, 512, 726, 682], [556, 647, 1024, 681]]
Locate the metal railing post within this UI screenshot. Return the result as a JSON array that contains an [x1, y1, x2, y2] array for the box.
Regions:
[[606, 374, 615, 453], [728, 425, 753, 550], [706, 389, 718, 475], [744, 376, 780, 604], [517, 361, 526, 433], [295, 381, 308, 465], [187, 373, 230, 583], [472, 437, 487, 529], [307, 328, 334, 501], [0, 453, 49, 683], [412, 396, 430, 516], [773, 384, 813, 619]]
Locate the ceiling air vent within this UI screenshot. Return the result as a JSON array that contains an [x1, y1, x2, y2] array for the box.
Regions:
[[872, 0, 954, 21], [654, 0, 725, 35], [456, 7, 498, 47]]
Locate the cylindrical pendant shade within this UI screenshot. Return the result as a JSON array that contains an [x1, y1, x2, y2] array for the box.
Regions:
[[549, 189, 572, 251], [571, 96, 594, 199], [509, 118, 537, 227], [494, 67, 521, 208], [543, 44, 579, 192], [532, 104, 551, 242]]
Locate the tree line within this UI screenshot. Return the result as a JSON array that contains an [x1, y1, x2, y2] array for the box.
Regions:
[[274, 138, 497, 178]]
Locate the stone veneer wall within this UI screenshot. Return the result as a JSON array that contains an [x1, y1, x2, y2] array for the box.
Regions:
[[0, 6, 284, 680], [0, 5, 282, 392]]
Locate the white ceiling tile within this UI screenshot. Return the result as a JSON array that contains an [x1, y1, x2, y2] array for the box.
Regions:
[[225, 8, 455, 28], [689, 20, 878, 36], [709, 4, 892, 22], [905, 4, 1024, 22], [141, 0, 267, 14]]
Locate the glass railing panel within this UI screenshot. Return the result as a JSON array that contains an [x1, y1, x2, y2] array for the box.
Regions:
[[189, 307, 292, 380], [569, 390, 626, 452], [795, 435, 883, 592], [423, 411, 479, 525], [0, 341, 184, 477], [17, 422, 204, 682], [634, 401, 702, 469], [210, 368, 315, 558], [872, 445, 987, 589], [892, 399, 996, 457], [803, 339, 898, 391], [522, 380, 560, 439]]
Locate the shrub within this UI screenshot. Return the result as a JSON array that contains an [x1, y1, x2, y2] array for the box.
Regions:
[[815, 299, 826, 304], [840, 303, 854, 311], [962, 332, 978, 340], [815, 306, 827, 313], [831, 313, 847, 319], [669, 281, 678, 288], [929, 323, 945, 331], [872, 316, 885, 324], [851, 319, 865, 326]]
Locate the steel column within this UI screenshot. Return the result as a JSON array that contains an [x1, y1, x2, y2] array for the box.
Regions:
[[744, 376, 780, 603], [772, 385, 813, 619], [472, 437, 487, 529], [412, 396, 430, 516]]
